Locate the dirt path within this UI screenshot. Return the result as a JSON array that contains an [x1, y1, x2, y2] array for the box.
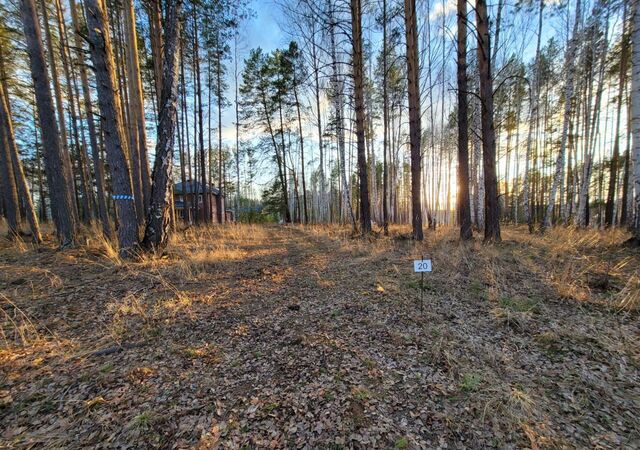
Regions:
[[1, 225, 638, 448]]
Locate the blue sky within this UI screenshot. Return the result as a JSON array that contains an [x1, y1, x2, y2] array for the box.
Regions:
[[245, 0, 287, 52], [216, 0, 287, 144]]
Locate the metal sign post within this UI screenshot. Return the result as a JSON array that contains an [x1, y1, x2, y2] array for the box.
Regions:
[[413, 255, 432, 314]]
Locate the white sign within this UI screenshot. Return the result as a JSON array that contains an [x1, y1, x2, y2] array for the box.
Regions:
[[413, 259, 432, 272]]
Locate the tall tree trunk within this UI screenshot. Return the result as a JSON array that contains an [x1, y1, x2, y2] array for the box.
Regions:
[[217, 32, 225, 223], [177, 62, 188, 222], [476, 0, 500, 242], [124, 0, 151, 222], [472, 100, 484, 229], [20, 0, 77, 246], [631, 0, 640, 242], [38, 0, 79, 224], [0, 46, 41, 242], [84, 0, 138, 255], [143, 0, 182, 250], [382, 0, 389, 235], [34, 105, 47, 221], [523, 0, 544, 233], [234, 33, 241, 221], [621, 86, 632, 226], [293, 82, 308, 224], [69, 0, 113, 239], [491, 0, 504, 65], [179, 42, 191, 223], [543, 0, 581, 230], [577, 12, 609, 227], [351, 0, 371, 234], [53, 0, 94, 225], [457, 0, 472, 240], [68, 0, 112, 238], [311, 25, 326, 222], [0, 102, 20, 238], [146, 0, 164, 109], [193, 16, 210, 224], [328, 0, 355, 231], [605, 3, 628, 227], [276, 78, 292, 223], [404, 0, 423, 240]]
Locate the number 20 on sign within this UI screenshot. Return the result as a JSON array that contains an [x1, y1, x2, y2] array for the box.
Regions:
[[413, 259, 432, 272], [413, 258, 432, 314]]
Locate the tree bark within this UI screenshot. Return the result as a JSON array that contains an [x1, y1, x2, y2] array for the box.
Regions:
[[543, 0, 581, 230], [577, 10, 609, 227], [39, 0, 79, 224], [20, 0, 77, 246], [631, 0, 640, 241], [351, 0, 371, 234], [0, 46, 41, 242], [475, 0, 500, 242], [84, 0, 138, 255], [217, 31, 225, 223], [605, 2, 628, 227], [382, 0, 389, 236], [68, 0, 113, 238], [53, 0, 95, 225], [143, 0, 182, 250], [621, 86, 632, 226], [328, 0, 355, 231], [0, 101, 20, 238], [404, 0, 423, 240], [293, 80, 308, 224], [146, 0, 164, 110], [310, 24, 327, 222], [457, 0, 472, 240], [193, 15, 210, 223], [523, 0, 544, 233], [124, 0, 151, 222], [234, 34, 241, 221]]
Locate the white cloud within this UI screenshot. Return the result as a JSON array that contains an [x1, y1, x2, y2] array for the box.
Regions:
[[429, 0, 456, 21]]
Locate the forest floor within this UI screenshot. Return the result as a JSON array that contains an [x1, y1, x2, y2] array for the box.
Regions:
[[0, 223, 639, 449]]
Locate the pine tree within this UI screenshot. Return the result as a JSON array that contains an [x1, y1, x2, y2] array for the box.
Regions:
[[84, 0, 138, 255], [404, 0, 423, 240], [143, 0, 183, 250], [476, 0, 501, 242], [20, 0, 77, 247]]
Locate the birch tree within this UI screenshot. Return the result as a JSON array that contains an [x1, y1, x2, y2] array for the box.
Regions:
[[605, 3, 628, 227], [542, 0, 582, 230], [523, 0, 544, 233]]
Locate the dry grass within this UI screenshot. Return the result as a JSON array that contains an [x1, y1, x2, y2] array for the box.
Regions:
[[0, 222, 638, 448]]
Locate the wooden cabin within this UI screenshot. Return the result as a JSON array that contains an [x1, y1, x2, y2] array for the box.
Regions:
[[174, 180, 228, 223]]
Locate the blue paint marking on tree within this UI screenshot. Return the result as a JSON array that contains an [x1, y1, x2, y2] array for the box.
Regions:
[[112, 194, 135, 201]]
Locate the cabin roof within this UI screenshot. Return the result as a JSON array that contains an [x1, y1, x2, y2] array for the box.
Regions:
[[174, 180, 222, 196]]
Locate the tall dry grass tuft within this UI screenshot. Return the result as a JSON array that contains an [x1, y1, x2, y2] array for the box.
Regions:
[[78, 222, 122, 264], [0, 294, 53, 348], [616, 274, 640, 310]]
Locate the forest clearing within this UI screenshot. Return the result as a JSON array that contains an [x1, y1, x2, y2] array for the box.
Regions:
[[1, 224, 638, 448], [1, 0, 640, 446]]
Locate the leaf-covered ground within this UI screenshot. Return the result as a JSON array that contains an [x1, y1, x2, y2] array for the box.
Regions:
[[1, 224, 638, 449]]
